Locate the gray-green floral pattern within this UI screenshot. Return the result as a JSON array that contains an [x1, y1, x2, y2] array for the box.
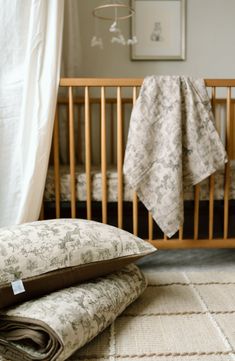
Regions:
[[123, 76, 227, 237], [0, 264, 147, 361], [44, 163, 235, 202], [45, 165, 133, 202], [0, 219, 155, 286]]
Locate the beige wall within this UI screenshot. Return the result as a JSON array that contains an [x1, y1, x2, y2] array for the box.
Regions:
[[77, 0, 235, 78]]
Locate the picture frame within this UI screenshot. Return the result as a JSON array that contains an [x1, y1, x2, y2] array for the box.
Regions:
[[131, 0, 186, 60]]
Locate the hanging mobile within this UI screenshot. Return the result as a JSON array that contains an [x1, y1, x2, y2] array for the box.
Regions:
[[91, 13, 104, 49], [92, 3, 137, 47]]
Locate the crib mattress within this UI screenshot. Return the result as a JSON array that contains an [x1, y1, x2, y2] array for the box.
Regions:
[[44, 164, 235, 202], [45, 165, 132, 202]]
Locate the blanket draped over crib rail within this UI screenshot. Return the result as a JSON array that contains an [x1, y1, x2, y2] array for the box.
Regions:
[[124, 76, 227, 237]]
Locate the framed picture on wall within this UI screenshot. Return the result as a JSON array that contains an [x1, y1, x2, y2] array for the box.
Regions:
[[131, 0, 186, 60]]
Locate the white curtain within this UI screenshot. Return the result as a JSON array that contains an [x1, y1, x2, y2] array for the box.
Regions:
[[0, 0, 64, 227]]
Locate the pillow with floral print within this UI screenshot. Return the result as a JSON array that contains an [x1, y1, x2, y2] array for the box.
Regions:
[[0, 218, 156, 309]]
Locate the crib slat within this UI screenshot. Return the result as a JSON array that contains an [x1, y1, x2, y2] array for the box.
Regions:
[[231, 103, 235, 159], [148, 212, 153, 241], [101, 87, 107, 223], [133, 193, 138, 236], [39, 203, 44, 220], [77, 104, 82, 164], [179, 190, 184, 241], [90, 103, 93, 168], [117, 86, 123, 228], [209, 175, 214, 239], [194, 184, 200, 240], [179, 225, 183, 241], [85, 86, 92, 220], [110, 103, 114, 165], [132, 87, 138, 236], [69, 87, 76, 217], [66, 104, 70, 163], [53, 106, 61, 218], [209, 87, 216, 240], [224, 87, 231, 239]]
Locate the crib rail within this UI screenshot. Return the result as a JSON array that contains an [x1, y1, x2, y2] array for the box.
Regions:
[[60, 78, 235, 87], [41, 78, 235, 249]]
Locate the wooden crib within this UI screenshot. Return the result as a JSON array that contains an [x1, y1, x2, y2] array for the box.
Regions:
[[40, 78, 235, 249]]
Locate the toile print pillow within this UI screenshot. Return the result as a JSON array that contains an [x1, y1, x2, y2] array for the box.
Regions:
[[0, 218, 156, 309]]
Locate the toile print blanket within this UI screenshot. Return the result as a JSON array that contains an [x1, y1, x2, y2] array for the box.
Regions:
[[123, 76, 227, 237], [0, 264, 147, 361]]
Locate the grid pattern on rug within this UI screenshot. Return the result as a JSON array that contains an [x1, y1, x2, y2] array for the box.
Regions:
[[69, 270, 235, 361]]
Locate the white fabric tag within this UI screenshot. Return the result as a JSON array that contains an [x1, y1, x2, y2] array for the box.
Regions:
[[11, 280, 25, 295]]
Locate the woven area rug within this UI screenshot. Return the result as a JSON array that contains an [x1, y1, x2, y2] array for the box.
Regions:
[[69, 268, 235, 361]]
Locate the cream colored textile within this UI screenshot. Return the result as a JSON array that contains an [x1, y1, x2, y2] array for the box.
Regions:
[[0, 0, 64, 227], [68, 269, 235, 361], [44, 163, 235, 202], [1, 268, 235, 361], [123, 76, 227, 237], [0, 219, 155, 309], [0, 265, 147, 361]]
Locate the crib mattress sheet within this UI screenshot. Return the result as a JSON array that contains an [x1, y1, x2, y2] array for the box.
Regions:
[[44, 164, 235, 202]]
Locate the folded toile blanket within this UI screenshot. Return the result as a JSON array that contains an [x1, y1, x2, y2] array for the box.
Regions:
[[0, 264, 147, 361], [123, 76, 227, 237]]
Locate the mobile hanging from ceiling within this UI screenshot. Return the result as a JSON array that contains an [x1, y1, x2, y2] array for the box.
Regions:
[[91, 1, 137, 49]]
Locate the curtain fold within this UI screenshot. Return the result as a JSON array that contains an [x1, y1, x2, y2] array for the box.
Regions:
[[0, 0, 64, 227]]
